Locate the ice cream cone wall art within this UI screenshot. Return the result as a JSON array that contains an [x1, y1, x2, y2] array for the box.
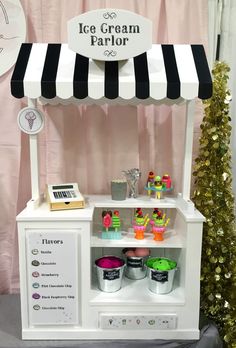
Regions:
[[25, 111, 36, 130], [0, 0, 26, 76], [17, 107, 44, 135]]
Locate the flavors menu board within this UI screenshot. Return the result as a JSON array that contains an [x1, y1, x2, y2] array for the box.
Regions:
[[26, 230, 78, 325]]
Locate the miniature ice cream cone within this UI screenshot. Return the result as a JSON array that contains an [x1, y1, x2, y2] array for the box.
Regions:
[[162, 174, 172, 189], [154, 176, 162, 199], [151, 209, 169, 241], [147, 171, 155, 196]]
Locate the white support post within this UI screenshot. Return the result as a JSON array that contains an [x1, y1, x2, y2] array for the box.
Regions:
[[27, 98, 40, 209], [182, 99, 195, 201]]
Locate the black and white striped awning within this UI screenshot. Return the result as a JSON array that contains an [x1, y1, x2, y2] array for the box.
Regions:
[[11, 43, 212, 104]]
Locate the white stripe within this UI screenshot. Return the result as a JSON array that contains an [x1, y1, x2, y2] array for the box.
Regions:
[[88, 59, 104, 99], [147, 45, 167, 99], [24, 44, 48, 98], [174, 45, 199, 99], [118, 59, 135, 99], [56, 44, 76, 99]]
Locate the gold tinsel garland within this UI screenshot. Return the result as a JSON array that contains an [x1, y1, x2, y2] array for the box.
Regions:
[[192, 61, 236, 347]]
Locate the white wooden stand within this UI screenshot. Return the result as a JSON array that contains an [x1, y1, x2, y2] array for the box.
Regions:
[[17, 190, 204, 340], [16, 91, 204, 340]]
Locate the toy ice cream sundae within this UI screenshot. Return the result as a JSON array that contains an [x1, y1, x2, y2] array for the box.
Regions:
[[144, 171, 173, 199], [133, 208, 150, 240], [150, 209, 170, 241]]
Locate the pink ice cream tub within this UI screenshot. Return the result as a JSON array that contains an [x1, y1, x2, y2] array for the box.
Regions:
[[95, 256, 125, 293]]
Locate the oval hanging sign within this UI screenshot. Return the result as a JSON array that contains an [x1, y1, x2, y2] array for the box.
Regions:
[[67, 9, 152, 61]]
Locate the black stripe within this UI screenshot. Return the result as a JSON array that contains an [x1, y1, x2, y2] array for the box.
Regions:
[[105, 61, 118, 99], [73, 54, 89, 99], [162, 45, 180, 99], [11, 43, 32, 98], [133, 53, 149, 99], [191, 45, 212, 99], [41, 44, 61, 99], [216, 35, 221, 61]]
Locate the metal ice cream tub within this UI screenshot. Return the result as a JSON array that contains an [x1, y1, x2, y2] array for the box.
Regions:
[[146, 257, 177, 294], [124, 256, 148, 280], [95, 256, 125, 293]]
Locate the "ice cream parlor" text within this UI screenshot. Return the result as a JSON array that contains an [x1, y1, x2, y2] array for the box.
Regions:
[[78, 22, 140, 46]]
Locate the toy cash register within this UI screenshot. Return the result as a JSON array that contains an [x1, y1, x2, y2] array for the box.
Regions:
[[46, 183, 85, 211]]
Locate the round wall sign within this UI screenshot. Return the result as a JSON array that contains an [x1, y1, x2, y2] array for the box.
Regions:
[[17, 107, 44, 134]]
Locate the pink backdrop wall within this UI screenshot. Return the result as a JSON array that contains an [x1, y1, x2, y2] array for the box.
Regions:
[[0, 0, 209, 293]]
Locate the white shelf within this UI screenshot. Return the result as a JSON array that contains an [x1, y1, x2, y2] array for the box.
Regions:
[[17, 196, 205, 223], [90, 277, 185, 306], [88, 195, 204, 222], [91, 229, 185, 248], [87, 195, 177, 209], [16, 202, 94, 221]]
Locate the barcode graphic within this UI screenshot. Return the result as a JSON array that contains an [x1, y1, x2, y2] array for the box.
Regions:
[[53, 190, 76, 199]]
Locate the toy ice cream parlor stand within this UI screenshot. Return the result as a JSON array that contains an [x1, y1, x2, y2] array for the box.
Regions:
[[11, 9, 212, 341]]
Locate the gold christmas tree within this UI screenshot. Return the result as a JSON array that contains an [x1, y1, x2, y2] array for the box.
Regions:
[[193, 61, 236, 347]]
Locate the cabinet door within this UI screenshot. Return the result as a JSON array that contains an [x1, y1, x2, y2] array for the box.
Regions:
[[26, 229, 78, 325]]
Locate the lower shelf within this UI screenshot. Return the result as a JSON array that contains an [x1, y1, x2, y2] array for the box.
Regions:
[[90, 277, 185, 306]]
